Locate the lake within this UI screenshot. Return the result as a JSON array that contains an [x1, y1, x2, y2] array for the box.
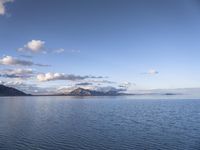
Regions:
[[0, 96, 200, 150]]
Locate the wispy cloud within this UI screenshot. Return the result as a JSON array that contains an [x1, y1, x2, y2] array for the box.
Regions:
[[70, 80, 116, 89], [53, 49, 80, 54], [142, 69, 159, 75], [65, 49, 80, 53], [37, 72, 104, 82], [0, 55, 49, 67], [148, 69, 159, 75], [75, 82, 93, 86], [53, 48, 65, 54], [87, 80, 115, 84], [0, 0, 14, 16], [34, 63, 50, 67], [19, 54, 33, 58]]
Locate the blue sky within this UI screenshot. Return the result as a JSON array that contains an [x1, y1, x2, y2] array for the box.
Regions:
[[0, 0, 200, 94]]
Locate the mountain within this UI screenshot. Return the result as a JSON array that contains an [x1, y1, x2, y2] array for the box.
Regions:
[[66, 88, 121, 96], [0, 85, 29, 96]]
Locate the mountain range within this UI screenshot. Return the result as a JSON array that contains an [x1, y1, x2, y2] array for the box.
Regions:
[[0, 85, 179, 97], [0, 85, 122, 96]]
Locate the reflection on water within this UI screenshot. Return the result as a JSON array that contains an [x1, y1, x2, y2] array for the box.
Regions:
[[0, 96, 200, 150]]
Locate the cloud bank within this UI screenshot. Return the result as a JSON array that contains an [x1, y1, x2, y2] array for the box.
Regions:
[[0, 68, 33, 78]]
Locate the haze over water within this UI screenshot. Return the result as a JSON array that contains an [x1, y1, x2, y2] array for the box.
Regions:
[[0, 96, 199, 150]]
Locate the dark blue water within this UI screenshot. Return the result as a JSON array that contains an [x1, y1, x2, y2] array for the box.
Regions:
[[0, 96, 200, 150]]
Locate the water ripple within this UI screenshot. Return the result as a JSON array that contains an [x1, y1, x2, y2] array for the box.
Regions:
[[0, 97, 200, 150]]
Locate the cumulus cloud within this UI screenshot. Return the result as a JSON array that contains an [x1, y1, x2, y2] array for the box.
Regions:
[[0, 0, 13, 16], [18, 40, 46, 53], [37, 72, 103, 82], [0, 68, 34, 78], [0, 55, 49, 67]]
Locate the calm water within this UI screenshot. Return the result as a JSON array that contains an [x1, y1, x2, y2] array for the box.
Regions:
[[0, 96, 200, 150]]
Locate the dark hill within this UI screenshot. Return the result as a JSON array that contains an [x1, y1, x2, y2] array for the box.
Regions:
[[0, 85, 29, 96]]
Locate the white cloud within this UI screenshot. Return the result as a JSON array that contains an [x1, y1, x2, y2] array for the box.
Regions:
[[18, 40, 45, 53], [37, 72, 103, 82], [0, 0, 14, 16], [0, 55, 49, 67]]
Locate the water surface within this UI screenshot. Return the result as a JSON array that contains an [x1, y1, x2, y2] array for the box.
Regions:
[[0, 96, 200, 150]]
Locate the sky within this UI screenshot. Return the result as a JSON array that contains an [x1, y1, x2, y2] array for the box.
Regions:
[[0, 0, 200, 94]]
